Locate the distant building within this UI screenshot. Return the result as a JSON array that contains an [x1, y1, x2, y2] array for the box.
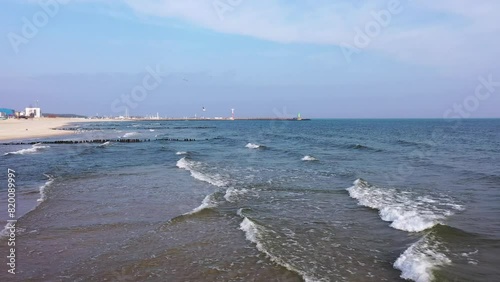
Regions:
[[0, 108, 15, 118], [25, 107, 41, 118]]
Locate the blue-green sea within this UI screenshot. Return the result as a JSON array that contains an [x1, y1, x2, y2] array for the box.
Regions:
[[1, 119, 499, 281]]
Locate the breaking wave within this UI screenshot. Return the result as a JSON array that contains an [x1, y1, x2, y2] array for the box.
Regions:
[[347, 179, 465, 282], [37, 174, 55, 203], [246, 143, 265, 149], [122, 132, 139, 138], [224, 187, 249, 203], [301, 155, 318, 161], [183, 193, 218, 216], [238, 212, 320, 282], [346, 179, 464, 232], [98, 141, 111, 147], [0, 174, 56, 239], [394, 235, 451, 282], [176, 157, 227, 187], [4, 143, 50, 156]]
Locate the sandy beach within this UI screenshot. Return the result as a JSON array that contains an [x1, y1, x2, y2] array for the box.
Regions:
[[0, 118, 111, 141]]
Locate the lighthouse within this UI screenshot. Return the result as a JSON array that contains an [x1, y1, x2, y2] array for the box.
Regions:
[[231, 108, 235, 120]]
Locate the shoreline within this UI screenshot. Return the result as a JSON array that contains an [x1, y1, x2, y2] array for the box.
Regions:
[[0, 118, 116, 142], [0, 117, 310, 142]]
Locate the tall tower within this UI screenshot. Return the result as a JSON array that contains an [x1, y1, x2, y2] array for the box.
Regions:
[[231, 108, 235, 120]]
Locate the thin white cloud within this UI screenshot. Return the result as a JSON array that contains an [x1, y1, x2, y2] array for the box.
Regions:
[[370, 1, 500, 71], [17, 0, 500, 72], [119, 0, 500, 71], [122, 0, 360, 44]]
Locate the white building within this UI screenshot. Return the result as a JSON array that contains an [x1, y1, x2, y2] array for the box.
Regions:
[[25, 107, 41, 118]]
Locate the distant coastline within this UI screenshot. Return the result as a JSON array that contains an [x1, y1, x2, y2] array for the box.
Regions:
[[104, 117, 311, 121], [0, 117, 311, 142]]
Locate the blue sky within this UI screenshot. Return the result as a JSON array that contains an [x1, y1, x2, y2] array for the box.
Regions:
[[1, 0, 499, 118]]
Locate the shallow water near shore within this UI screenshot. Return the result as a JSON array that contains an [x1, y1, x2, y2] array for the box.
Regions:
[[0, 119, 499, 281]]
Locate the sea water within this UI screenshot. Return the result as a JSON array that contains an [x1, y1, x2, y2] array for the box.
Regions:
[[0, 119, 499, 281]]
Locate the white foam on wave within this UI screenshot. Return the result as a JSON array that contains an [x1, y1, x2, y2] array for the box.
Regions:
[[245, 143, 262, 149], [176, 157, 192, 170], [98, 141, 111, 147], [237, 208, 244, 217], [0, 223, 14, 239], [176, 151, 188, 155], [346, 179, 464, 232], [394, 235, 451, 282], [122, 132, 139, 138], [240, 217, 260, 245], [461, 249, 479, 265], [37, 174, 55, 203], [176, 157, 227, 187], [0, 173, 55, 239], [301, 155, 318, 161], [183, 193, 218, 215], [239, 216, 320, 282], [4, 144, 50, 156], [224, 187, 249, 202]]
